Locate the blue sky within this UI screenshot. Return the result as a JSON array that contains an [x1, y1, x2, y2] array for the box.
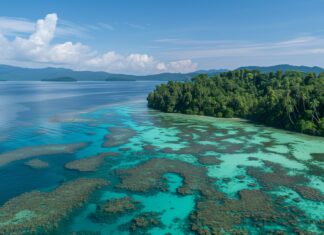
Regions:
[[0, 0, 324, 74]]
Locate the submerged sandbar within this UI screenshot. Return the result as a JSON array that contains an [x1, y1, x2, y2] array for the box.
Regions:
[[0, 142, 87, 167], [65, 152, 119, 172], [24, 159, 49, 169]]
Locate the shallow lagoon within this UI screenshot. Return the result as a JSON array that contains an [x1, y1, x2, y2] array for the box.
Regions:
[[0, 82, 323, 234]]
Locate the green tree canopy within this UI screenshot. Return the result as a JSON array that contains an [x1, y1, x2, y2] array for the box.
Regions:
[[147, 69, 324, 136]]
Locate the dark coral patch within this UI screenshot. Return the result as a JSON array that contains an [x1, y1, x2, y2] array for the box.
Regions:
[[246, 161, 308, 190], [247, 161, 324, 202], [293, 185, 324, 201], [66, 231, 101, 235], [310, 153, 324, 162], [0, 178, 108, 234], [197, 156, 223, 165], [143, 145, 155, 151], [103, 127, 136, 147], [90, 197, 141, 223], [190, 189, 313, 235], [116, 158, 222, 198], [129, 212, 163, 234]]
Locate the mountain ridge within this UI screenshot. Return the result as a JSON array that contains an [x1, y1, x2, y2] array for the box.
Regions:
[[238, 64, 324, 74], [0, 64, 323, 81]]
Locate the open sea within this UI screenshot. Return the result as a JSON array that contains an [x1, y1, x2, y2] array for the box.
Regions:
[[0, 81, 323, 234]]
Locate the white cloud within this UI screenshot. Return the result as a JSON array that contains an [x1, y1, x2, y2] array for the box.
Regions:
[[156, 60, 197, 73], [87, 51, 123, 67], [0, 15, 88, 38], [30, 13, 57, 46], [127, 54, 154, 70], [169, 60, 197, 73], [1, 13, 91, 66], [97, 23, 114, 31], [156, 62, 167, 71], [49, 42, 91, 64], [277, 37, 317, 46], [0, 13, 198, 74], [159, 36, 324, 62], [155, 38, 242, 45], [310, 48, 324, 54], [84, 52, 197, 74], [0, 16, 34, 35]]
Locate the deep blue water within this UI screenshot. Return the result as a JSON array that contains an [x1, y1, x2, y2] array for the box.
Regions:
[[0, 81, 159, 203], [0, 81, 158, 132]]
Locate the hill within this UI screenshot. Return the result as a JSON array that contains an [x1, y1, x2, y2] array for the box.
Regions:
[[0, 65, 110, 81], [239, 64, 324, 74], [0, 64, 226, 81], [0, 64, 323, 81]]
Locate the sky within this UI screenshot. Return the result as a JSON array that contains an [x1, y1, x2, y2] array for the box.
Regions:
[[0, 0, 324, 74]]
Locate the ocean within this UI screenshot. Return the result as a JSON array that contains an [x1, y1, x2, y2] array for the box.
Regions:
[[0, 81, 323, 234]]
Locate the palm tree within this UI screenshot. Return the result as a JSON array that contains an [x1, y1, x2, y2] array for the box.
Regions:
[[283, 93, 295, 125], [310, 99, 320, 122]]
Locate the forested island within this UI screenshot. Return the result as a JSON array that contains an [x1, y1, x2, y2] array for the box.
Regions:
[[147, 70, 324, 136]]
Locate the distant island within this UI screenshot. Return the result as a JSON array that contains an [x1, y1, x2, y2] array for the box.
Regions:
[[42, 77, 77, 82], [1, 63, 324, 81], [147, 69, 324, 136]]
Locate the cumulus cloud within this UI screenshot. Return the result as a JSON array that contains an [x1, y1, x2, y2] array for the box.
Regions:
[[0, 13, 197, 74], [156, 62, 167, 71], [84, 52, 154, 72], [169, 60, 197, 73], [156, 60, 197, 73], [30, 13, 57, 46], [0, 13, 92, 66]]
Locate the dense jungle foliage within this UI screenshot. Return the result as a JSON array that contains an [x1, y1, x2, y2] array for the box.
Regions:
[[147, 70, 324, 136]]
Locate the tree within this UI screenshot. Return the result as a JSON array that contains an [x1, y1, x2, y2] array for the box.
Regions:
[[147, 69, 324, 137]]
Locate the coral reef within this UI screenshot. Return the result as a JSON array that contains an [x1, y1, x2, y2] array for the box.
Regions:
[[0, 178, 108, 234], [247, 161, 324, 201], [197, 156, 223, 165], [189, 189, 316, 235], [0, 142, 87, 167], [129, 212, 163, 234], [311, 153, 324, 162], [117, 158, 221, 197], [65, 231, 100, 235], [143, 145, 155, 151], [292, 185, 324, 201], [247, 161, 308, 189], [103, 127, 136, 147], [190, 189, 275, 234], [65, 152, 119, 172], [90, 197, 141, 223], [117, 158, 322, 234], [248, 156, 258, 161], [24, 159, 49, 169]]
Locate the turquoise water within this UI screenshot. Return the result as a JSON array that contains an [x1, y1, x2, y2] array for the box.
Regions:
[[0, 81, 323, 234]]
